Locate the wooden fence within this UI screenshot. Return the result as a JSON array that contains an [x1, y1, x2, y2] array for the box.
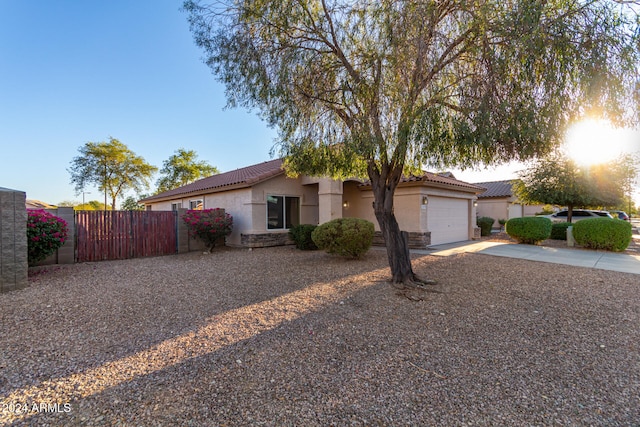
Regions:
[[75, 211, 177, 262]]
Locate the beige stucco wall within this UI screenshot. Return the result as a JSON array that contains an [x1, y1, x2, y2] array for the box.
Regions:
[[477, 198, 512, 228], [350, 184, 478, 238], [478, 198, 546, 228], [145, 174, 481, 246], [250, 174, 319, 232]]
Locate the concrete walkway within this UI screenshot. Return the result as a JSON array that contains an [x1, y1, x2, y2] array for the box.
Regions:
[[416, 240, 640, 275]]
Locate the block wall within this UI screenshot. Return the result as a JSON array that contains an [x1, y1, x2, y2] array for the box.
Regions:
[[0, 188, 28, 293]]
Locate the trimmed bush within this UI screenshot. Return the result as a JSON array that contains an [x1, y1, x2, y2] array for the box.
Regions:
[[311, 218, 374, 258], [505, 216, 552, 244], [476, 216, 495, 236], [27, 210, 68, 265], [289, 224, 318, 250], [572, 218, 632, 252], [550, 222, 572, 240]]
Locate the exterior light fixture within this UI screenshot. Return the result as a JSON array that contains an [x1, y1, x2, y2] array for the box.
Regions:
[[343, 201, 349, 208], [421, 196, 429, 205]]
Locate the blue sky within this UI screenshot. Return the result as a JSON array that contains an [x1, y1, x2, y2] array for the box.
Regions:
[[0, 0, 278, 205], [1, 1, 638, 207]]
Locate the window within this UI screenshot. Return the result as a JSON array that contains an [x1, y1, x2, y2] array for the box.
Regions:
[[267, 195, 300, 229], [189, 200, 203, 210], [171, 202, 181, 211]]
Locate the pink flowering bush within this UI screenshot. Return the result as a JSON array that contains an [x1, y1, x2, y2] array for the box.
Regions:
[[27, 210, 68, 265], [182, 208, 233, 252]]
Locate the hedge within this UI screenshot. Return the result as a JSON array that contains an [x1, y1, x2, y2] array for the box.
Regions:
[[476, 216, 495, 237], [572, 218, 632, 252], [289, 224, 318, 250], [505, 216, 552, 244], [311, 218, 374, 258], [550, 222, 572, 240]]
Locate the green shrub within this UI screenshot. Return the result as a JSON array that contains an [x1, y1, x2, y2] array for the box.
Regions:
[[476, 216, 495, 236], [311, 218, 374, 258], [289, 224, 318, 250], [550, 222, 572, 240], [572, 218, 632, 252], [27, 210, 68, 265], [505, 217, 552, 244]]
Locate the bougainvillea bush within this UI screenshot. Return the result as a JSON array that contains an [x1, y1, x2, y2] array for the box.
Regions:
[[182, 208, 233, 252], [27, 210, 68, 265]]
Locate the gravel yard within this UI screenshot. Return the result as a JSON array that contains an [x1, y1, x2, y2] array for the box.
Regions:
[[2, 244, 639, 426]]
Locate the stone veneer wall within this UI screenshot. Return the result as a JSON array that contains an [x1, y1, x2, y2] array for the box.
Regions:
[[241, 232, 294, 248], [372, 231, 431, 249], [0, 188, 28, 293]]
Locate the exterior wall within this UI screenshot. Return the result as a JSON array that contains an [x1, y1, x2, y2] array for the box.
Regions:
[[37, 207, 75, 265], [204, 188, 253, 247], [146, 174, 481, 248], [144, 176, 319, 248], [342, 181, 368, 220], [477, 197, 546, 228], [0, 188, 28, 293], [251, 174, 319, 231], [477, 197, 513, 228], [350, 184, 479, 246]]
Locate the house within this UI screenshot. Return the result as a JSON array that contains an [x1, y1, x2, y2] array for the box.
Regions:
[[474, 180, 544, 228], [140, 159, 484, 248]]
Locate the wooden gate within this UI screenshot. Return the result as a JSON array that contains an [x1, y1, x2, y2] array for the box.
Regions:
[[75, 211, 177, 262]]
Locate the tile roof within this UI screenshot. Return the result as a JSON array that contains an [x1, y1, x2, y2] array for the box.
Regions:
[[141, 158, 285, 202], [26, 199, 56, 209], [474, 180, 515, 198], [359, 171, 485, 192], [141, 158, 485, 203]]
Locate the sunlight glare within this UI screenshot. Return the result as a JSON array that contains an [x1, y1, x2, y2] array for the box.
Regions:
[[563, 119, 632, 166]]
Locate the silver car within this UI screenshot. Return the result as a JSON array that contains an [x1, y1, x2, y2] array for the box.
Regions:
[[544, 209, 613, 223]]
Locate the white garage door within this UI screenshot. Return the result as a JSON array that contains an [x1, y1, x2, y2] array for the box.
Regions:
[[427, 197, 469, 245]]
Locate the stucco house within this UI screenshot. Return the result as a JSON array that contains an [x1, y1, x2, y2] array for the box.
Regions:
[[140, 159, 484, 248], [474, 180, 545, 228]]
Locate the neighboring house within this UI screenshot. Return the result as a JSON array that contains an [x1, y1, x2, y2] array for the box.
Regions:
[[26, 199, 56, 210], [474, 180, 544, 228], [141, 159, 484, 248]]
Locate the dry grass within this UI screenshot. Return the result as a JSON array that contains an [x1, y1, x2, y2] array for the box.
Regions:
[[1, 244, 639, 426]]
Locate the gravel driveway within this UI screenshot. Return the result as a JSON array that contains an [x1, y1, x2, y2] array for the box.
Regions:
[[1, 246, 639, 426]]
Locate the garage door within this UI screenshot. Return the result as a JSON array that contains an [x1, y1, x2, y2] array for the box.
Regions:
[[427, 197, 469, 245]]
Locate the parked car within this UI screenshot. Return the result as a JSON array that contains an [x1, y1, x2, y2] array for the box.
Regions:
[[610, 210, 630, 221], [543, 209, 613, 223]]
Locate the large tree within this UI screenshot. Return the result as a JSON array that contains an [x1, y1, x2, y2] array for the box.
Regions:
[[69, 138, 157, 210], [185, 0, 639, 285], [156, 148, 219, 193], [513, 151, 628, 222]]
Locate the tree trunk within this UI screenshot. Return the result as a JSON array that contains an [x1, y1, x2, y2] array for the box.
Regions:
[[567, 203, 574, 223], [368, 161, 428, 286], [375, 209, 415, 283]]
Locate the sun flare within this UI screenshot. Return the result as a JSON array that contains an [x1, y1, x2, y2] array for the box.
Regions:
[[563, 119, 634, 166]]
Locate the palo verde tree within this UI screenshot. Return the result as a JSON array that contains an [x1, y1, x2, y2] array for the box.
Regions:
[[184, 0, 639, 286], [156, 148, 219, 193], [513, 151, 628, 222], [69, 137, 157, 210]]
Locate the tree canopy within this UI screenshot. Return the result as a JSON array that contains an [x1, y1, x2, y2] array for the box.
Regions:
[[513, 151, 631, 222], [156, 148, 219, 193], [185, 0, 639, 285], [68, 138, 157, 211]]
